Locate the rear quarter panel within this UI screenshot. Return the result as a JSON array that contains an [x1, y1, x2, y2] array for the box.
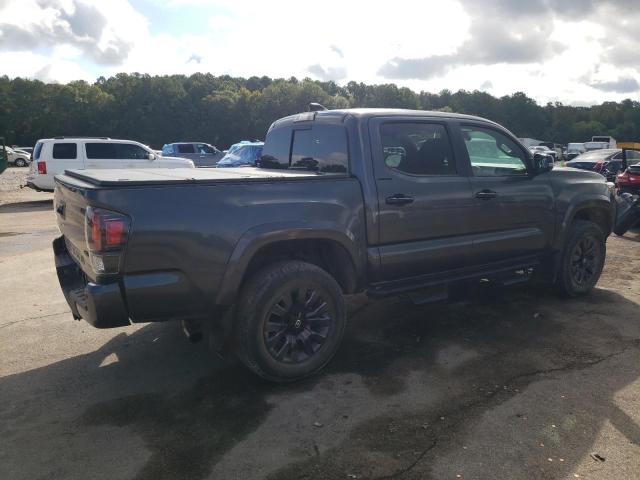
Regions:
[[85, 177, 367, 318]]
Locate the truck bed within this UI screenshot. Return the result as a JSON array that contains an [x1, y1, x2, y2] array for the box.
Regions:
[[60, 167, 328, 187]]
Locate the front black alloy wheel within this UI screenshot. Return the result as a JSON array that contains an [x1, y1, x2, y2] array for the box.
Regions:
[[569, 235, 598, 286], [235, 260, 346, 382], [556, 220, 605, 296]]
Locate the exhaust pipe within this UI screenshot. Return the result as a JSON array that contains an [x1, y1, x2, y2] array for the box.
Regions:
[[181, 319, 203, 343]]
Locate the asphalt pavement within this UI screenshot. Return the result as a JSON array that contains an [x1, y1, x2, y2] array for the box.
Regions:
[[1, 176, 639, 480]]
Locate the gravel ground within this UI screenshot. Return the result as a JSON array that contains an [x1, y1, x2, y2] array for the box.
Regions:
[[0, 167, 52, 205], [1, 181, 639, 480]]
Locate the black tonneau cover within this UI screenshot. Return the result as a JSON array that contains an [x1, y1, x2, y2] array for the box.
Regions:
[[60, 167, 329, 187]]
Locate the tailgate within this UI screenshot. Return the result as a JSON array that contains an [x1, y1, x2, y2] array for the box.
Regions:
[[54, 179, 91, 273]]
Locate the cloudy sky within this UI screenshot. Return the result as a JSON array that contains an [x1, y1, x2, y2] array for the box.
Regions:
[[1, 0, 639, 105]]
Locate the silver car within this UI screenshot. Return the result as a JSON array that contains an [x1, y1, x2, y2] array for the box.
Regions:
[[161, 142, 224, 167]]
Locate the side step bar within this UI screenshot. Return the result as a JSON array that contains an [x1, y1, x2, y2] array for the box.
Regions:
[[368, 260, 539, 298]]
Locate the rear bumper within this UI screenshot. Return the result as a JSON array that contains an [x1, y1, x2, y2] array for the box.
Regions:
[[53, 236, 130, 328]]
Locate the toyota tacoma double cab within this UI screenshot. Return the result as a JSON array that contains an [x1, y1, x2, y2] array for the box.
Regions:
[[53, 108, 615, 382]]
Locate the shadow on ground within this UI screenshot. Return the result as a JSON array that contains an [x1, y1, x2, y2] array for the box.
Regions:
[[1, 285, 639, 480], [0, 198, 53, 213]]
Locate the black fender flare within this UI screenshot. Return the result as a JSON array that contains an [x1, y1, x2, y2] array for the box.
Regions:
[[215, 221, 366, 305]]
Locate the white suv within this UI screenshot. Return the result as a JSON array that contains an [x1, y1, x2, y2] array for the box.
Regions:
[[27, 137, 195, 191]]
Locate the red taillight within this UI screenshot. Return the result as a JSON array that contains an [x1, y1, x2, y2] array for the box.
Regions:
[[90, 210, 102, 251], [37, 161, 47, 174], [85, 207, 130, 252], [105, 219, 124, 246]]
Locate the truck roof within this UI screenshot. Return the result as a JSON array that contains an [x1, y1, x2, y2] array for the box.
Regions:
[[271, 108, 501, 129]]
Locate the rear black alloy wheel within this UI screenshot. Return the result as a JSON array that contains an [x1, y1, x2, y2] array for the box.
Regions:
[[235, 260, 346, 382], [263, 286, 334, 364], [569, 236, 598, 286]]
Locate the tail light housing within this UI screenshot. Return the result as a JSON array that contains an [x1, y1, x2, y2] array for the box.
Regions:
[[85, 207, 131, 274], [37, 161, 47, 174]]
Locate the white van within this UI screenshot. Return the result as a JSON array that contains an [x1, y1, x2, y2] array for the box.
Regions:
[[26, 137, 194, 191]]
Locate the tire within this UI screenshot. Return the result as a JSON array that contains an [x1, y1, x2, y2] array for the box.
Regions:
[[555, 220, 606, 297], [235, 260, 346, 382], [15, 158, 27, 167], [614, 209, 640, 236]]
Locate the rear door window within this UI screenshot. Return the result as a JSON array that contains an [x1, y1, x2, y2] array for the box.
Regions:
[[177, 144, 196, 154], [52, 143, 77, 159], [290, 125, 348, 173], [380, 123, 456, 175], [86, 143, 117, 159]]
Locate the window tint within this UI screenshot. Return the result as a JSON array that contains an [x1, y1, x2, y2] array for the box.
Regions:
[[33, 142, 43, 160], [161, 145, 172, 155], [380, 123, 455, 175], [52, 143, 77, 160], [86, 143, 117, 159], [86, 143, 149, 159], [177, 144, 195, 154], [196, 143, 215, 154], [462, 127, 527, 176], [290, 125, 348, 173], [117, 143, 149, 159], [259, 127, 292, 169]]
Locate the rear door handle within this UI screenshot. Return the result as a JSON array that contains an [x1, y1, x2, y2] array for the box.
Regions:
[[475, 189, 498, 200], [385, 194, 414, 205]]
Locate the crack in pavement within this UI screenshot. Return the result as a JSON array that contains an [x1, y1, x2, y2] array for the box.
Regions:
[[375, 345, 638, 479], [0, 310, 71, 329]]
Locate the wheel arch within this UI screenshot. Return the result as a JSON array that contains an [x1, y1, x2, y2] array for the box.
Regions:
[[555, 196, 614, 250], [215, 222, 366, 305]]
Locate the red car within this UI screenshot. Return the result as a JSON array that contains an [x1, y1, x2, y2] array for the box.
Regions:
[[616, 163, 640, 194]]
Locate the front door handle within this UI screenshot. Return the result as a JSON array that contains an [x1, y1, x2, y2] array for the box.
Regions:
[[475, 189, 498, 200], [385, 194, 414, 205]]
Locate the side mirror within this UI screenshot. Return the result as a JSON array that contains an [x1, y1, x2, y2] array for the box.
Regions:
[[148, 153, 156, 161], [533, 153, 554, 173]]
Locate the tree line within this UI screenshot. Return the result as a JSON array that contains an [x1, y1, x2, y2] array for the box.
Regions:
[[1, 73, 639, 149]]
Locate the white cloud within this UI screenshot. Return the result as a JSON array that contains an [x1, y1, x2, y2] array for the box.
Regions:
[[0, 0, 638, 104]]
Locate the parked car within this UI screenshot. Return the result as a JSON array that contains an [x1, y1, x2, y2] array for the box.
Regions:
[[161, 142, 224, 167], [52, 108, 614, 382], [566, 142, 586, 161], [564, 149, 640, 181], [4, 146, 31, 167], [216, 141, 264, 168], [616, 163, 640, 195], [27, 137, 194, 191], [12, 146, 34, 155], [565, 149, 616, 172], [529, 145, 557, 161]]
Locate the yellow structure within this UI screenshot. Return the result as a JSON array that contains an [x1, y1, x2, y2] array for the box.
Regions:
[[618, 142, 640, 150]]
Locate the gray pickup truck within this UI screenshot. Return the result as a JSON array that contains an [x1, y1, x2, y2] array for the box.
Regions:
[[53, 108, 615, 381]]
